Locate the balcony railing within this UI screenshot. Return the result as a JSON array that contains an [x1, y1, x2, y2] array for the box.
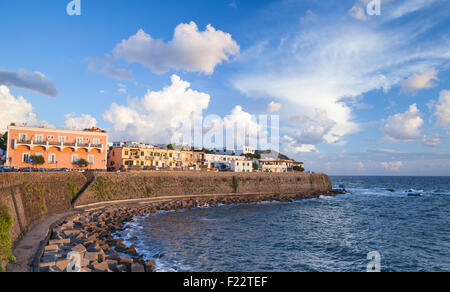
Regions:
[[14, 139, 104, 151]]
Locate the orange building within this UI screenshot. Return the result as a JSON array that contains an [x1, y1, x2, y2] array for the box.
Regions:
[[6, 125, 108, 170]]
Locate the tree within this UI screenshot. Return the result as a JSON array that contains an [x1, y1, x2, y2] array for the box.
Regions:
[[77, 159, 89, 168], [252, 162, 259, 170], [30, 155, 45, 167], [0, 132, 7, 151], [293, 166, 305, 172], [167, 144, 174, 150]]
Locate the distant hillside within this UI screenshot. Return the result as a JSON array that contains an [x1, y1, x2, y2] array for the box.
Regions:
[[256, 150, 292, 161]]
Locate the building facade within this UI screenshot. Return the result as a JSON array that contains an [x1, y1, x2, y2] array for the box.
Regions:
[[108, 146, 195, 171], [203, 153, 247, 171], [258, 159, 304, 173], [230, 160, 253, 172], [6, 125, 108, 170]]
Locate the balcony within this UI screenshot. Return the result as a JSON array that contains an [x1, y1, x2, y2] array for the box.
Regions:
[[13, 139, 104, 153]]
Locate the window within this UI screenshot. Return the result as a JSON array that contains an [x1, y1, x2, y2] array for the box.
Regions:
[[76, 137, 83, 145], [35, 152, 43, 157], [35, 135, 43, 143], [58, 136, 66, 144], [23, 153, 30, 163], [125, 151, 129, 155], [141, 152, 144, 156], [140, 161, 144, 166], [93, 138, 100, 145], [48, 154, 56, 164], [19, 134, 27, 142], [47, 135, 54, 140], [72, 154, 78, 164], [88, 155, 94, 164]]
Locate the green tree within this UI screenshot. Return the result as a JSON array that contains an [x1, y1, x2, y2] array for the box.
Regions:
[[293, 166, 305, 172], [30, 155, 45, 167], [77, 158, 89, 168], [167, 144, 174, 150], [0, 132, 7, 151], [252, 162, 259, 170]]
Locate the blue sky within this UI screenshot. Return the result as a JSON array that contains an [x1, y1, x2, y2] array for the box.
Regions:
[[0, 0, 449, 175]]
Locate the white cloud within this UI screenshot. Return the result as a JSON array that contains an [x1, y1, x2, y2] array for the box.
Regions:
[[233, 1, 450, 148], [103, 75, 210, 143], [0, 85, 38, 132], [422, 134, 442, 148], [400, 70, 439, 93], [64, 113, 97, 130], [112, 22, 240, 75], [268, 101, 282, 113], [286, 109, 337, 145], [382, 104, 424, 142], [349, 4, 368, 21], [355, 161, 365, 170], [0, 69, 57, 97], [87, 58, 134, 81], [283, 135, 318, 154], [118, 83, 127, 94], [300, 10, 317, 23], [381, 161, 403, 172], [435, 90, 450, 129], [99, 90, 105, 94]]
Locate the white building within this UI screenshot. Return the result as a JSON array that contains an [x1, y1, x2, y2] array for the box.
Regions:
[[204, 153, 246, 171], [231, 160, 253, 172]]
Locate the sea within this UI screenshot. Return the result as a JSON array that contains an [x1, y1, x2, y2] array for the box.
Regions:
[[117, 176, 450, 272]]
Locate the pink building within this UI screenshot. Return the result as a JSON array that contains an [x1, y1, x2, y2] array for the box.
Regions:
[[6, 125, 108, 170]]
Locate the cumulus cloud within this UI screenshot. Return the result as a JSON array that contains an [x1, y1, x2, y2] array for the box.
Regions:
[[268, 101, 282, 113], [382, 104, 424, 142], [103, 75, 210, 143], [0, 69, 57, 97], [400, 70, 439, 93], [112, 22, 240, 75], [283, 135, 318, 154], [381, 161, 403, 172], [0, 85, 38, 132], [64, 113, 98, 130], [300, 10, 317, 23], [422, 134, 442, 148], [287, 109, 337, 145], [435, 90, 450, 129]]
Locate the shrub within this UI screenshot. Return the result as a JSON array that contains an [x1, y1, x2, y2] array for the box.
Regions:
[[0, 204, 14, 272], [77, 159, 89, 168], [30, 155, 45, 166]]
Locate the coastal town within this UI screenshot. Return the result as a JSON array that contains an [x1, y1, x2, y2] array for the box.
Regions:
[[0, 125, 305, 174]]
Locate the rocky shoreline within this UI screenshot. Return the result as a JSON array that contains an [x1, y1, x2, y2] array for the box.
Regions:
[[38, 192, 338, 272]]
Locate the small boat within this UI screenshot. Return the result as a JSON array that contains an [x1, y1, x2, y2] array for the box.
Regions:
[[408, 193, 422, 197]]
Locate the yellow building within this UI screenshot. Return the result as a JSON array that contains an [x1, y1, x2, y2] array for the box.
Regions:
[[108, 146, 195, 171]]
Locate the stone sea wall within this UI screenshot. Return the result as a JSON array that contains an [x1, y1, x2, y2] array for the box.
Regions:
[[0, 171, 332, 246], [0, 173, 87, 244], [73, 172, 332, 206]]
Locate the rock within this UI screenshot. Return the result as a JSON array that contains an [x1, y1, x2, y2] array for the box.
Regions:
[[72, 244, 87, 255], [144, 261, 156, 272], [44, 245, 59, 252], [84, 252, 99, 262], [49, 238, 71, 245], [39, 261, 56, 268], [92, 262, 110, 272], [131, 263, 145, 273], [55, 259, 71, 271], [387, 189, 395, 193]]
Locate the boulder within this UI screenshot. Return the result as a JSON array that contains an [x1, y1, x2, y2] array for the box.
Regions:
[[131, 263, 145, 273]]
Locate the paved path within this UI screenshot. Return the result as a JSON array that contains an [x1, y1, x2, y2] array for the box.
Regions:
[[6, 211, 80, 272]]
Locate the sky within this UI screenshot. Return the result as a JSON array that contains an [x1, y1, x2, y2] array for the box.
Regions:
[[0, 0, 449, 175]]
